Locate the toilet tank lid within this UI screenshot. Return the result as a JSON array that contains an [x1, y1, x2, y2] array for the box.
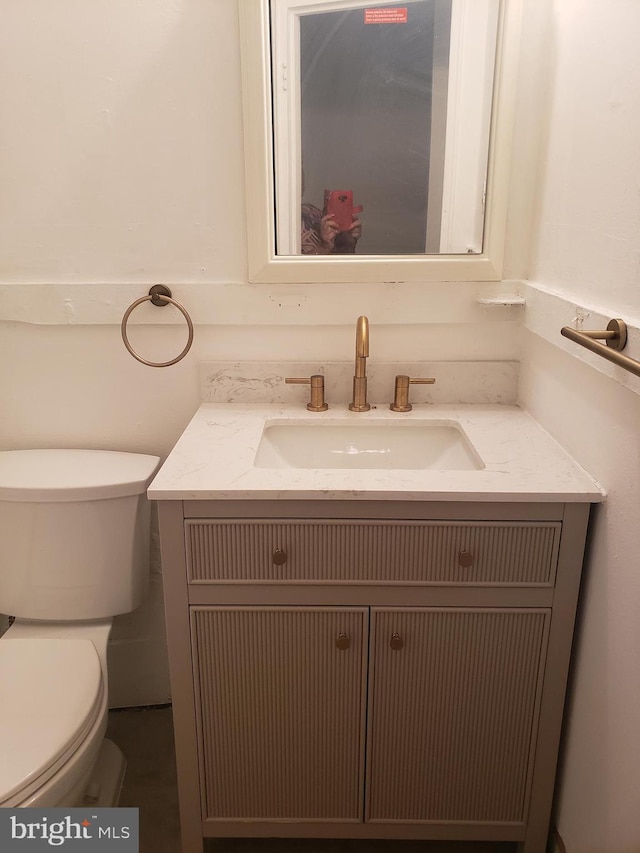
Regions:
[[0, 450, 160, 502]]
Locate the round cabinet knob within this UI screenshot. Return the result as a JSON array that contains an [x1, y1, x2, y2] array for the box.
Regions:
[[336, 633, 351, 651], [458, 550, 474, 569], [389, 633, 404, 651], [272, 548, 287, 566]]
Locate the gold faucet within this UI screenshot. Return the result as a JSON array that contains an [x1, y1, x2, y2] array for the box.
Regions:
[[349, 315, 371, 412]]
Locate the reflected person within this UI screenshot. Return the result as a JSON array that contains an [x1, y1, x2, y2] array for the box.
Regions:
[[301, 203, 361, 254]]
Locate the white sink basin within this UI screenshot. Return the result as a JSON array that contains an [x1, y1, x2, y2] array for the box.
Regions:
[[254, 421, 484, 470]]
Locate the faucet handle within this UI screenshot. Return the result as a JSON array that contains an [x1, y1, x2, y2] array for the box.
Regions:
[[390, 374, 436, 412], [285, 374, 329, 412]]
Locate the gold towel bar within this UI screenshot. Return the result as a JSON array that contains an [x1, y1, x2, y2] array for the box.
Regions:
[[560, 318, 640, 378], [121, 285, 194, 368]]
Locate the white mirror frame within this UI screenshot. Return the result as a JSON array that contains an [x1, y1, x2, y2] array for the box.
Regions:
[[239, 0, 522, 284]]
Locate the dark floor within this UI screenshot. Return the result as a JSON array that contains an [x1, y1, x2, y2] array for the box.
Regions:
[[107, 706, 180, 851], [106, 706, 517, 853]]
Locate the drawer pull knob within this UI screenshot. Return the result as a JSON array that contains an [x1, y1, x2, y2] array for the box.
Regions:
[[272, 548, 287, 566], [336, 633, 351, 651], [458, 550, 474, 569], [390, 633, 404, 651]]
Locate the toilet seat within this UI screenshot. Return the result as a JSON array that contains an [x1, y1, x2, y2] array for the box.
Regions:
[[0, 639, 104, 806]]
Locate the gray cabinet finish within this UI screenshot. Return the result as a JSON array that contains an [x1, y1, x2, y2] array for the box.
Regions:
[[157, 500, 590, 853]]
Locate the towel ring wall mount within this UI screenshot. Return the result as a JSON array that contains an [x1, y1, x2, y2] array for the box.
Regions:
[[121, 285, 194, 367]]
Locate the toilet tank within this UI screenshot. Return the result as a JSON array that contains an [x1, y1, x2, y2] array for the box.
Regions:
[[0, 450, 160, 621]]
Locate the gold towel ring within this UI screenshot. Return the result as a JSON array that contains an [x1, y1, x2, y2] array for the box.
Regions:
[[121, 285, 194, 367]]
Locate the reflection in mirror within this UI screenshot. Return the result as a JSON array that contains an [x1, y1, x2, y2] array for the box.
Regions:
[[271, 0, 500, 257]]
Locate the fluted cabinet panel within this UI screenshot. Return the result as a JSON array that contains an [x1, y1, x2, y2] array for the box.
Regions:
[[366, 608, 549, 824], [186, 520, 560, 584], [191, 607, 367, 822]]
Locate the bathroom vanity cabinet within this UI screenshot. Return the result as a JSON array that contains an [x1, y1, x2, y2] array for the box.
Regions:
[[157, 497, 590, 853]]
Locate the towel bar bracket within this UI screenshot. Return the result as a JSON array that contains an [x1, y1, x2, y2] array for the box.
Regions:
[[603, 318, 626, 351], [560, 318, 640, 379]]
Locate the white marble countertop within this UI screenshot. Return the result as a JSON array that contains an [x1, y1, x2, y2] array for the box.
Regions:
[[147, 403, 604, 503]]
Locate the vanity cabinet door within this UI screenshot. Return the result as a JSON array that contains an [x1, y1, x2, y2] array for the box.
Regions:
[[191, 606, 368, 823], [366, 607, 550, 825]]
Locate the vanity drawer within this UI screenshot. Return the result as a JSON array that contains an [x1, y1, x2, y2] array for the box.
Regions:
[[185, 520, 561, 586]]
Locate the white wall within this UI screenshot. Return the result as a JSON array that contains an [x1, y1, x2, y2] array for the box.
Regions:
[[0, 0, 246, 285], [526, 0, 640, 321], [520, 2, 640, 851]]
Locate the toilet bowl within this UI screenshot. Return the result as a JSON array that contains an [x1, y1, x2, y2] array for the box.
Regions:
[[0, 449, 160, 808], [0, 622, 111, 808]]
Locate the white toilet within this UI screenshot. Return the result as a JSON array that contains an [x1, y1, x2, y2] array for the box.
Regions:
[[0, 449, 159, 809]]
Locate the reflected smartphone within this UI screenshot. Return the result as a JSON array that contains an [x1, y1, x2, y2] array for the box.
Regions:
[[324, 190, 355, 232]]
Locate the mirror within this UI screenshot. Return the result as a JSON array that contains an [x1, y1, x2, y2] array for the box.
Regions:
[[239, 0, 521, 283]]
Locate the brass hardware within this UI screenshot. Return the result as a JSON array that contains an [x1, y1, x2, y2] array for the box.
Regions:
[[149, 284, 173, 307], [121, 285, 194, 368], [390, 633, 404, 651], [389, 374, 436, 412], [285, 375, 328, 412], [561, 318, 640, 378], [458, 550, 474, 569], [349, 315, 371, 412], [336, 633, 351, 651], [272, 548, 287, 566]]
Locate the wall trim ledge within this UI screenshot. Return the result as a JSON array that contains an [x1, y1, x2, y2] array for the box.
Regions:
[[0, 280, 526, 327]]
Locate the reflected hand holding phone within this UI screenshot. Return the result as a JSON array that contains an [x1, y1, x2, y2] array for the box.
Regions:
[[323, 190, 363, 232]]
